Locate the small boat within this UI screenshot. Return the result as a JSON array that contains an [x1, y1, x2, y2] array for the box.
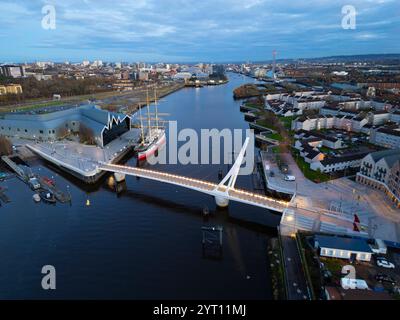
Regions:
[[33, 194, 41, 203], [39, 190, 56, 204], [42, 177, 55, 186]]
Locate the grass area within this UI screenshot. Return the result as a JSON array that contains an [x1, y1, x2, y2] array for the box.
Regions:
[[0, 100, 68, 113], [265, 132, 283, 142], [320, 257, 344, 283], [0, 83, 185, 114], [292, 149, 330, 183], [255, 119, 276, 131], [319, 146, 333, 154], [278, 116, 295, 130], [245, 102, 264, 110]]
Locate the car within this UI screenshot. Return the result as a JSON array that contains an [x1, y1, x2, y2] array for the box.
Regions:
[[375, 273, 396, 285], [281, 165, 289, 173], [376, 257, 395, 269], [284, 175, 296, 182], [269, 171, 275, 177], [28, 177, 41, 190]]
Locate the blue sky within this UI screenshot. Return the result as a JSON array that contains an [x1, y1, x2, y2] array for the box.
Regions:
[[0, 0, 399, 63]]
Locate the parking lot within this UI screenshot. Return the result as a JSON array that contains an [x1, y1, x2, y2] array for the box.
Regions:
[[320, 249, 400, 297]]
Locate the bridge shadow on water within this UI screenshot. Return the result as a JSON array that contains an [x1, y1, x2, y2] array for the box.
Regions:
[[106, 182, 280, 236]]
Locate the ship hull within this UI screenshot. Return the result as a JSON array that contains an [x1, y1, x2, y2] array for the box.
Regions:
[[137, 132, 166, 161]]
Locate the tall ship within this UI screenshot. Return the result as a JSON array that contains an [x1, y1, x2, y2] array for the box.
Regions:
[[134, 88, 166, 161]]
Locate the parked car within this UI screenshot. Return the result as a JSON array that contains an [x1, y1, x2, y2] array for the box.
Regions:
[[28, 177, 41, 190], [281, 165, 289, 173], [284, 175, 296, 182], [269, 171, 275, 177], [375, 273, 396, 285], [376, 257, 395, 269]]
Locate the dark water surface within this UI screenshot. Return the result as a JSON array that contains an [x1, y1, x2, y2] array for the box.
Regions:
[[0, 73, 281, 299]]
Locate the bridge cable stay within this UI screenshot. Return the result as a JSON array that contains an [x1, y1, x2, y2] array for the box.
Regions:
[[214, 137, 250, 195]]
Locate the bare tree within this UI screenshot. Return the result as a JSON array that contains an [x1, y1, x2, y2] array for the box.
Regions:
[[0, 135, 12, 156], [56, 126, 69, 139], [79, 124, 96, 145]]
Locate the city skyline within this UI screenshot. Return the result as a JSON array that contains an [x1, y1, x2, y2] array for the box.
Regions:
[[0, 0, 399, 63]]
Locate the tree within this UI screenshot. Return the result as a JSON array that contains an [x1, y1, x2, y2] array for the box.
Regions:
[[79, 124, 96, 145], [0, 135, 12, 156], [56, 126, 69, 139]]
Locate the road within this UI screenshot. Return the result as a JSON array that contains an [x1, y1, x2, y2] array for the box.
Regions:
[[281, 235, 310, 300]]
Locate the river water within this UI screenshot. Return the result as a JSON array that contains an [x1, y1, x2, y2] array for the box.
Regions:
[[0, 73, 281, 299]]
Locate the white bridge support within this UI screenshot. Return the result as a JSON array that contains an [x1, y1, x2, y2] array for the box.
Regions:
[[214, 137, 250, 207]]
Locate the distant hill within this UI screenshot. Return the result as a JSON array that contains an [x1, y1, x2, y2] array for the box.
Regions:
[[304, 53, 400, 63], [229, 53, 400, 65]]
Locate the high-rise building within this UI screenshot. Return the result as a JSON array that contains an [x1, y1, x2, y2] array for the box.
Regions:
[[0, 64, 25, 78]]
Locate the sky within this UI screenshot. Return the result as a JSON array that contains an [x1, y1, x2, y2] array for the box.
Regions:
[[0, 0, 399, 63]]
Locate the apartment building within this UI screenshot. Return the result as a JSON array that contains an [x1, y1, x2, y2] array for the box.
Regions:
[[357, 149, 400, 207], [370, 128, 400, 149]]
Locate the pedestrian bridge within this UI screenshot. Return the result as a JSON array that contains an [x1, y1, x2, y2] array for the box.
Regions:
[[98, 138, 289, 212]]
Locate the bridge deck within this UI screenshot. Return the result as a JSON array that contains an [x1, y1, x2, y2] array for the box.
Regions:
[[99, 163, 288, 212]]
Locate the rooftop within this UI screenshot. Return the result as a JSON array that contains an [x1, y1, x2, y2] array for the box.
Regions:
[[315, 235, 372, 253]]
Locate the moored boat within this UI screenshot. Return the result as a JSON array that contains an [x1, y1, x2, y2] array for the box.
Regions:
[[33, 193, 41, 203], [135, 87, 166, 161], [39, 190, 56, 204], [136, 129, 166, 161]]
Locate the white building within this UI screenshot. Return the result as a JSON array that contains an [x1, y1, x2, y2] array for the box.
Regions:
[[292, 114, 367, 133], [390, 110, 400, 124], [357, 149, 400, 207], [310, 153, 366, 173], [370, 128, 400, 149], [315, 235, 372, 262], [368, 111, 391, 126]]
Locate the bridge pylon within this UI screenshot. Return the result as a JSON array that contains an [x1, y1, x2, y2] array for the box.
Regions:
[[213, 137, 250, 207]]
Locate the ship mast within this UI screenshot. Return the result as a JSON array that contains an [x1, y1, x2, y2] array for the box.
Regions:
[[154, 87, 159, 132], [146, 88, 152, 141], [139, 102, 145, 144]]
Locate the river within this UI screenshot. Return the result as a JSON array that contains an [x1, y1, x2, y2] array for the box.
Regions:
[[0, 73, 281, 299]]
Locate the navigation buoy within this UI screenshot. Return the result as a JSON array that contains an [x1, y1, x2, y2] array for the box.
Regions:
[[86, 199, 91, 206]]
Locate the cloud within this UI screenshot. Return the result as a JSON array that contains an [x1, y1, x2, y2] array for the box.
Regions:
[[0, 0, 398, 62]]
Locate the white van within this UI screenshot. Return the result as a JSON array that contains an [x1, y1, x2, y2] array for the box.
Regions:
[[341, 278, 369, 290]]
